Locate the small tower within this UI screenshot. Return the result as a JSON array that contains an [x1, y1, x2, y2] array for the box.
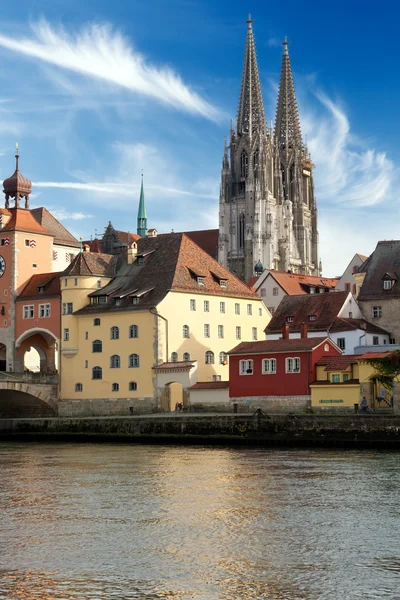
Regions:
[[137, 173, 147, 238], [3, 144, 32, 209]]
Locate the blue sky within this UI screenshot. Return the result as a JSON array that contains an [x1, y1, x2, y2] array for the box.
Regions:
[[0, 0, 399, 276]]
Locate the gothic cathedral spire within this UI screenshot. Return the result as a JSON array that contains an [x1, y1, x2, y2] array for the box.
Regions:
[[137, 173, 147, 238], [218, 20, 319, 282], [274, 37, 303, 155], [237, 15, 266, 137]]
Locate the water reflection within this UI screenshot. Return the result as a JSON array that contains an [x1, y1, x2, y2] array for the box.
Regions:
[[0, 444, 399, 599]]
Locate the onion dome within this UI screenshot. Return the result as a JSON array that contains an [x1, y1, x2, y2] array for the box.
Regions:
[[3, 144, 32, 209], [254, 260, 264, 275]]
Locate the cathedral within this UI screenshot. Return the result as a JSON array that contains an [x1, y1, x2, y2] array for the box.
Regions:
[[218, 17, 319, 282]]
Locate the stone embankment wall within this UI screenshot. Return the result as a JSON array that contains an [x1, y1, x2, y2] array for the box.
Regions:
[[1, 414, 400, 447]]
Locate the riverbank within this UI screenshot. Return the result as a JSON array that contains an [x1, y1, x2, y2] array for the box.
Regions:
[[1, 413, 400, 448]]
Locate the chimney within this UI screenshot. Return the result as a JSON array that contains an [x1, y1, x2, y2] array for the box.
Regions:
[[127, 241, 137, 265], [83, 243, 90, 252], [300, 322, 308, 339], [147, 228, 158, 238], [282, 324, 289, 340]]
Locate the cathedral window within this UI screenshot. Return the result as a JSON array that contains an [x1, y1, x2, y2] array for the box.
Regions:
[[238, 214, 245, 249], [253, 149, 259, 172], [240, 150, 248, 178], [281, 164, 287, 199]]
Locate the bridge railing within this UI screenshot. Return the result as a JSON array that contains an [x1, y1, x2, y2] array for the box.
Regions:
[[0, 371, 59, 385]]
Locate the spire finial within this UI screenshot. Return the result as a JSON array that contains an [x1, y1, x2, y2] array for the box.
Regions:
[[283, 35, 289, 54], [246, 14, 253, 27], [15, 142, 19, 170]]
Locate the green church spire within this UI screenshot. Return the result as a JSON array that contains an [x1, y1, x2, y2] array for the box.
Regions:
[[137, 172, 147, 238]]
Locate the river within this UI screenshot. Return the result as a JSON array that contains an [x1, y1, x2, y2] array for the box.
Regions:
[[0, 443, 399, 599]]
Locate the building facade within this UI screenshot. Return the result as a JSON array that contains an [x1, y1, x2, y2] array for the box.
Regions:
[[335, 253, 368, 297], [218, 18, 319, 282]]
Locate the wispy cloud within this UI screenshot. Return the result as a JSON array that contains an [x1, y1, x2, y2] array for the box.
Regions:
[[301, 90, 395, 207], [0, 19, 220, 121], [267, 37, 281, 48], [50, 209, 94, 221]]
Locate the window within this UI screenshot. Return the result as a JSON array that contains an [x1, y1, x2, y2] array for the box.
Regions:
[[94, 318, 101, 326], [23, 305, 34, 319], [309, 287, 315, 294], [110, 354, 121, 368], [99, 296, 107, 305], [205, 351, 214, 364], [129, 381, 137, 391], [75, 383, 83, 392], [373, 336, 379, 346], [235, 303, 240, 315], [286, 357, 300, 373], [220, 301, 225, 313], [287, 316, 294, 323], [64, 328, 70, 341], [182, 325, 190, 338], [74, 278, 78, 286], [273, 287, 278, 296], [324, 344, 330, 352], [372, 306, 382, 318], [190, 299, 196, 311], [183, 352, 191, 361], [308, 315, 316, 322], [252, 327, 257, 340], [343, 374, 349, 382], [353, 284, 357, 295], [197, 277, 205, 286], [112, 383, 119, 392], [260, 289, 266, 297], [236, 326, 241, 340], [345, 282, 351, 292], [85, 332, 88, 340], [262, 358, 276, 374], [39, 304, 50, 318], [97, 280, 102, 289], [129, 325, 139, 338], [92, 340, 102, 353], [171, 352, 178, 362], [64, 279, 68, 287], [110, 326, 119, 340], [204, 324, 210, 338], [204, 300, 210, 312], [332, 374, 341, 383], [219, 351, 227, 365], [85, 360, 88, 368], [383, 279, 392, 290], [218, 325, 224, 339], [129, 354, 140, 368], [220, 281, 227, 289], [247, 304, 252, 315], [239, 359, 253, 375], [25, 239, 30, 247], [390, 338, 396, 345], [62, 302, 73, 315], [213, 375, 222, 382], [38, 286, 44, 294], [240, 150, 248, 177], [348, 312, 353, 318], [337, 338, 345, 350]]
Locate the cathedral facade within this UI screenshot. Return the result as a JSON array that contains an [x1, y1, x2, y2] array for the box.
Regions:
[[218, 17, 319, 282]]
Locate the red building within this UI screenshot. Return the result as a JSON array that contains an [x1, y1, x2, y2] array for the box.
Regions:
[[228, 326, 341, 411]]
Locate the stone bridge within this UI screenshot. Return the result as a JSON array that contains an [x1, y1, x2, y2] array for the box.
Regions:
[[0, 373, 58, 417]]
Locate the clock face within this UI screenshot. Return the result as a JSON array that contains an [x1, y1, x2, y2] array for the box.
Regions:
[[0, 256, 5, 278]]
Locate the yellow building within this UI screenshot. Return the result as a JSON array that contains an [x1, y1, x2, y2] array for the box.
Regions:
[[311, 352, 395, 411], [60, 232, 270, 416]]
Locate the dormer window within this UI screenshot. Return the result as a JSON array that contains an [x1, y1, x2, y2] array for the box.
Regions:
[[115, 299, 121, 306], [137, 256, 144, 265], [132, 297, 139, 305], [309, 287, 315, 294], [384, 279, 393, 290], [38, 286, 44, 293], [98, 296, 107, 304], [308, 315, 316, 322], [287, 316, 294, 323], [197, 277, 205, 286], [220, 280, 227, 288]]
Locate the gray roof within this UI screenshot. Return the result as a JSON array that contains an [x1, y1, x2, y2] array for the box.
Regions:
[[358, 241, 400, 300]]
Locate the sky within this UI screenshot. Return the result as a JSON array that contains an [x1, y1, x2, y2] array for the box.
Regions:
[[0, 0, 399, 277]]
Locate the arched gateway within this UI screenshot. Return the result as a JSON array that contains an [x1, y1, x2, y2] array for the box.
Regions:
[[0, 380, 58, 417]]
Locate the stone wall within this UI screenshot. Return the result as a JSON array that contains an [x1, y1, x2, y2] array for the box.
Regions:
[[58, 396, 157, 417], [232, 395, 311, 413]]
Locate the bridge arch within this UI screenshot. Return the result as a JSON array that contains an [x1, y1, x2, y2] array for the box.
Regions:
[[0, 381, 58, 417]]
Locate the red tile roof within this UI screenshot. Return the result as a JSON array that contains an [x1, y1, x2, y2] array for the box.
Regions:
[[329, 317, 390, 335], [189, 381, 229, 389], [316, 355, 358, 370], [64, 252, 118, 277], [183, 229, 219, 259], [228, 337, 332, 355], [246, 276, 259, 289], [153, 361, 196, 371], [17, 272, 61, 300], [2, 208, 52, 235], [265, 270, 338, 295], [356, 351, 395, 360], [31, 207, 80, 247], [115, 230, 140, 245], [265, 291, 349, 334], [73, 233, 260, 316]]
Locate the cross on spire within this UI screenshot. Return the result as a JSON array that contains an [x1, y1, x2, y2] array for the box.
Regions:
[[237, 15, 266, 137]]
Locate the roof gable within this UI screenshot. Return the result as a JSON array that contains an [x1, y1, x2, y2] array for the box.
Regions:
[[31, 207, 79, 247], [2, 208, 52, 236], [229, 337, 336, 355]]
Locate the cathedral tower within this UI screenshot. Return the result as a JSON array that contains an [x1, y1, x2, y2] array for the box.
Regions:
[[218, 18, 319, 281]]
